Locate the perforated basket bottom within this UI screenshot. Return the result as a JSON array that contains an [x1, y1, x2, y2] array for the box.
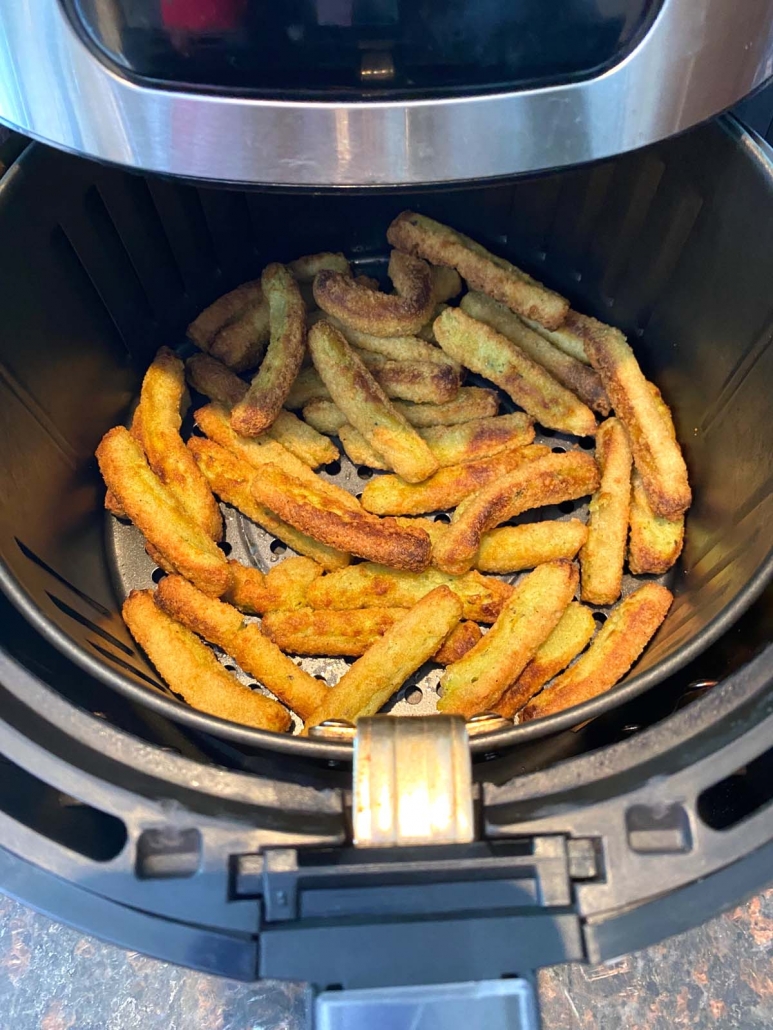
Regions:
[[106, 408, 674, 735]]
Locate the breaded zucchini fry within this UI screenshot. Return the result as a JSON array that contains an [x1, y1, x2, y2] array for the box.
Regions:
[[314, 250, 435, 336], [223, 557, 324, 614], [360, 444, 550, 516], [437, 561, 579, 718], [521, 310, 594, 365], [187, 280, 262, 352], [387, 211, 568, 329], [521, 583, 673, 721], [186, 353, 248, 407], [138, 347, 222, 540], [576, 317, 691, 518], [288, 252, 350, 281], [306, 561, 512, 623], [494, 602, 596, 718], [97, 427, 228, 595], [155, 575, 326, 720], [418, 413, 534, 467], [434, 621, 482, 665], [251, 463, 432, 572], [309, 321, 439, 483], [580, 418, 632, 605], [352, 349, 462, 405], [123, 590, 290, 732], [338, 425, 390, 470], [461, 292, 610, 415], [303, 586, 463, 727], [262, 607, 407, 656], [325, 314, 461, 370], [231, 264, 306, 436], [431, 265, 463, 304], [302, 387, 499, 435], [189, 437, 350, 571], [433, 450, 599, 575], [434, 307, 597, 437], [210, 296, 270, 373], [476, 519, 588, 573], [301, 400, 349, 434], [285, 367, 331, 409], [628, 468, 685, 575]]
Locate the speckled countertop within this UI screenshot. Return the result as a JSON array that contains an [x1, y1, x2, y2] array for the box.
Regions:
[[1, 888, 772, 1029]]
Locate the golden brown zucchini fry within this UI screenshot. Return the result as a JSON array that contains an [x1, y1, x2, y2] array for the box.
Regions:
[[306, 561, 512, 623], [251, 463, 432, 572], [308, 321, 439, 483], [431, 265, 463, 304], [580, 418, 632, 605], [434, 621, 482, 665], [314, 250, 435, 336], [303, 586, 463, 728], [223, 557, 324, 615], [352, 348, 462, 405], [520, 310, 594, 365], [187, 280, 262, 352], [231, 264, 306, 436], [494, 602, 596, 718], [387, 211, 569, 329], [262, 607, 408, 656], [434, 307, 597, 437], [360, 444, 549, 516], [433, 451, 599, 575], [285, 367, 331, 409], [209, 296, 270, 373], [338, 425, 390, 470], [302, 387, 500, 436], [189, 436, 350, 571], [437, 561, 579, 718], [461, 292, 610, 415], [475, 519, 588, 573], [521, 583, 673, 721], [418, 413, 534, 467], [301, 400, 350, 434], [576, 317, 691, 518], [138, 347, 223, 541], [186, 353, 248, 407], [97, 427, 228, 595], [288, 252, 350, 281], [323, 313, 461, 370], [123, 590, 290, 732], [628, 468, 685, 575], [155, 575, 326, 720]]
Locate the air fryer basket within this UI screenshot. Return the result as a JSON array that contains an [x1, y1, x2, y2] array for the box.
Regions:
[[0, 116, 771, 758]]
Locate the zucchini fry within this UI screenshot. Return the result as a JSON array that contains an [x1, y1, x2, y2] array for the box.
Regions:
[[187, 280, 262, 353], [434, 621, 482, 665], [123, 590, 290, 732], [494, 602, 596, 718], [231, 264, 306, 436], [521, 583, 673, 721], [475, 519, 588, 574], [417, 413, 534, 467], [434, 306, 597, 437], [628, 468, 685, 575], [520, 310, 595, 365], [387, 211, 568, 329], [580, 418, 632, 605], [326, 314, 461, 369], [433, 451, 599, 575], [97, 427, 228, 596], [302, 388, 499, 434], [186, 353, 248, 407], [189, 437, 350, 571], [338, 425, 390, 470], [303, 586, 463, 728], [223, 557, 324, 614], [309, 320, 439, 483], [250, 463, 432, 572], [155, 575, 326, 720], [437, 561, 579, 718], [285, 367, 331, 409], [352, 348, 462, 405], [262, 607, 407, 656]]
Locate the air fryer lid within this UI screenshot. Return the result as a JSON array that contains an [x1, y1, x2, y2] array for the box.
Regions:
[[0, 115, 772, 759]]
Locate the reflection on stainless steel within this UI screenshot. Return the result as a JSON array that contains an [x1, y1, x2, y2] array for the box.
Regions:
[[0, 0, 771, 185]]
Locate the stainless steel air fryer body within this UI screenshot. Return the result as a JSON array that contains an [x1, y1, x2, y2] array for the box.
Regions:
[[1, 0, 773, 185]]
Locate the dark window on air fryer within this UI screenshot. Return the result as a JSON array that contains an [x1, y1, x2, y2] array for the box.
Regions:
[[67, 0, 661, 98]]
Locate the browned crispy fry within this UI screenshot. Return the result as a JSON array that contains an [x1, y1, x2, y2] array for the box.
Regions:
[[431, 266, 463, 303], [387, 211, 568, 329], [189, 436, 350, 571], [286, 360, 459, 411], [209, 295, 270, 373], [138, 347, 223, 541], [309, 321, 439, 483], [187, 280, 262, 352], [304, 586, 463, 727], [417, 413, 534, 467], [262, 607, 407, 656], [352, 348, 461, 404], [194, 403, 359, 511], [434, 307, 597, 437], [575, 317, 691, 518], [360, 444, 550, 516], [303, 388, 499, 435], [521, 583, 673, 721], [433, 451, 600, 575], [494, 602, 596, 718], [231, 264, 306, 436], [437, 561, 579, 718], [155, 575, 326, 720], [338, 425, 390, 470], [628, 468, 685, 574], [97, 427, 228, 595], [325, 314, 461, 370], [105, 405, 143, 517], [461, 292, 610, 415], [433, 620, 482, 665], [354, 274, 380, 290], [223, 557, 324, 614], [521, 310, 593, 365], [285, 367, 331, 409], [416, 303, 448, 343], [475, 519, 588, 573], [314, 250, 435, 336], [306, 561, 512, 623], [288, 252, 350, 281], [186, 353, 248, 407], [122, 590, 290, 732], [301, 399, 350, 434], [251, 463, 431, 572], [580, 418, 632, 605]]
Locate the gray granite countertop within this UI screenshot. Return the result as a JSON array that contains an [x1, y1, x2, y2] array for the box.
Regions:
[[1, 888, 772, 1029]]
